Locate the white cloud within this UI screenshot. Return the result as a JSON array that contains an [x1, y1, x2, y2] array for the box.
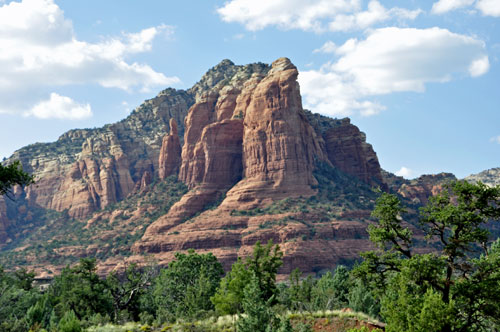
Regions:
[[25, 93, 92, 120], [431, 0, 475, 14], [217, 0, 421, 33], [395, 166, 413, 178], [469, 56, 490, 76], [299, 27, 489, 117], [0, 0, 179, 117], [476, 0, 500, 16], [431, 0, 500, 16], [313, 41, 337, 54], [490, 136, 500, 144], [328, 1, 422, 32]]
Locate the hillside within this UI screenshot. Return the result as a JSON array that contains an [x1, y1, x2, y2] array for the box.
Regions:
[[0, 58, 459, 277]]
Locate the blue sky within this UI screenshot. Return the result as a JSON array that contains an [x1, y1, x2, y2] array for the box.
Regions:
[[0, 0, 499, 179]]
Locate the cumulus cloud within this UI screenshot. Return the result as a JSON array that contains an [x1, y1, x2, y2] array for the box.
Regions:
[[217, 0, 421, 33], [431, 0, 475, 14], [476, 0, 500, 16], [328, 1, 422, 32], [431, 0, 500, 16], [25, 93, 92, 120], [0, 0, 179, 118], [469, 56, 490, 77], [299, 27, 489, 117], [395, 167, 413, 178]]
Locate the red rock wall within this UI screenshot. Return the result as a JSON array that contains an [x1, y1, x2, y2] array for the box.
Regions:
[[323, 118, 385, 187], [159, 119, 182, 179]]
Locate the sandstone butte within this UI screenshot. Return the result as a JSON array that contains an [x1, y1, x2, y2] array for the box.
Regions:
[[0, 58, 453, 277]]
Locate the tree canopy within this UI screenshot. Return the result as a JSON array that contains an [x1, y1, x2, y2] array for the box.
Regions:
[[355, 180, 500, 332]]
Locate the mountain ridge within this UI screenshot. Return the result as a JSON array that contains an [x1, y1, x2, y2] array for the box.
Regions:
[[0, 57, 495, 277]]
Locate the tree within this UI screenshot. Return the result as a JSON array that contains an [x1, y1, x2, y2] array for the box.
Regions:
[[355, 181, 500, 332], [244, 240, 283, 303], [288, 268, 315, 311], [0, 265, 40, 331], [212, 240, 283, 316], [47, 258, 113, 323], [0, 161, 34, 198], [106, 263, 158, 322], [310, 265, 350, 311], [237, 274, 278, 332], [153, 249, 223, 322], [211, 258, 252, 315]]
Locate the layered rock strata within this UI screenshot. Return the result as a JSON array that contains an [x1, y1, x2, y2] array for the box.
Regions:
[[7, 89, 193, 220], [135, 58, 375, 259], [4, 57, 393, 277], [158, 119, 182, 179]]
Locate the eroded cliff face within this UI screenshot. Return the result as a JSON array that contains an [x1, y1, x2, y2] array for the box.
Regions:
[[0, 197, 9, 244], [397, 173, 457, 204], [133, 58, 380, 265], [7, 89, 193, 221], [323, 119, 385, 188], [3, 57, 393, 277], [159, 119, 182, 180]]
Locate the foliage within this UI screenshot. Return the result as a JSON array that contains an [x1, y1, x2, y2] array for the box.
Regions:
[[0, 160, 34, 198], [0, 265, 39, 331], [107, 263, 159, 323], [287, 268, 315, 312], [244, 240, 283, 304], [153, 250, 224, 322], [237, 274, 278, 332], [211, 258, 252, 315], [47, 258, 113, 323], [347, 280, 380, 318], [310, 265, 350, 311], [58, 310, 82, 332], [355, 180, 500, 331]]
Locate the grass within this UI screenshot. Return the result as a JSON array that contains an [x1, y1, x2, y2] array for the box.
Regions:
[[85, 310, 383, 332]]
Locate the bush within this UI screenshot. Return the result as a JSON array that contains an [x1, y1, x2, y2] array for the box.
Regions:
[[58, 310, 82, 332]]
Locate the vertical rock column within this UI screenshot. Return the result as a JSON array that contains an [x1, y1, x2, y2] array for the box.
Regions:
[[159, 119, 182, 179]]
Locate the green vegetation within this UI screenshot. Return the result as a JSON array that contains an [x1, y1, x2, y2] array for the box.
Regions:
[[355, 180, 500, 331], [0, 160, 34, 197], [0, 176, 188, 269], [1, 179, 499, 331], [231, 162, 379, 220], [0, 240, 384, 331]]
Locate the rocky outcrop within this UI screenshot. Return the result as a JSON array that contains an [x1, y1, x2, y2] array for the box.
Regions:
[[137, 58, 334, 255], [397, 173, 457, 204], [8, 89, 194, 220], [159, 119, 182, 179], [221, 58, 327, 210], [3, 57, 392, 276], [323, 118, 385, 188], [0, 197, 9, 244], [465, 167, 500, 187]]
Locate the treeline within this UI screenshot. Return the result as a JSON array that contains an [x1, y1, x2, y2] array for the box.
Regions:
[[1, 180, 499, 332], [0, 241, 377, 332]]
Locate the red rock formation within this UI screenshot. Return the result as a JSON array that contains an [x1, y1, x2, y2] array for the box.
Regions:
[[7, 89, 193, 220], [0, 197, 9, 244], [136, 57, 330, 253], [221, 58, 327, 210], [323, 118, 385, 187], [159, 119, 182, 179], [398, 173, 456, 204], [178, 96, 218, 186], [4, 58, 394, 277]]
